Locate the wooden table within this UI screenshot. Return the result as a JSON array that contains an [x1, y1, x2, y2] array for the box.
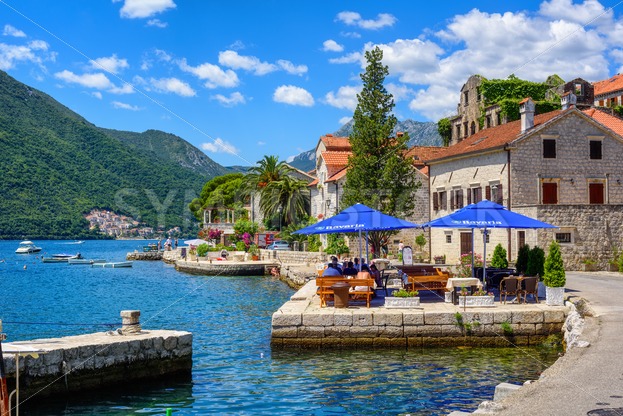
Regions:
[[446, 278, 483, 304]]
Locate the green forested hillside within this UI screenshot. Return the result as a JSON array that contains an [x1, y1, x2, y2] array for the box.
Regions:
[[0, 70, 224, 239]]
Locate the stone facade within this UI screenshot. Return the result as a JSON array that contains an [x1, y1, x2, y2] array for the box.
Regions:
[[429, 107, 623, 269]]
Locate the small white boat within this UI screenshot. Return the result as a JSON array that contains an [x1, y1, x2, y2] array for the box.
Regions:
[[15, 241, 43, 254], [42, 253, 83, 263], [91, 261, 133, 268], [68, 258, 105, 265]]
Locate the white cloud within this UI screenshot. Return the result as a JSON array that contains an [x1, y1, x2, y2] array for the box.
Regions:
[[0, 41, 54, 70], [286, 155, 295, 163], [336, 11, 397, 30], [147, 19, 168, 28], [112, 100, 142, 111], [90, 54, 129, 74], [257, 141, 266, 146], [27, 40, 49, 51], [273, 85, 314, 106], [3, 25, 26, 37], [329, 51, 362, 64], [92, 91, 103, 99], [150, 77, 196, 96], [339, 116, 352, 125], [539, 0, 612, 26], [201, 138, 239, 154], [325, 85, 359, 110], [179, 58, 239, 89], [341, 31, 361, 39], [219, 50, 276, 75], [119, 0, 176, 19], [386, 82, 414, 102], [408, 85, 464, 121], [212, 91, 246, 107], [371, 39, 444, 83], [54, 70, 113, 89], [323, 39, 344, 52], [277, 59, 308, 75], [109, 83, 135, 94]]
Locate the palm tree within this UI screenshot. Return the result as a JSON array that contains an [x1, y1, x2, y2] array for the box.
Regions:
[[244, 155, 292, 190], [260, 175, 310, 226]]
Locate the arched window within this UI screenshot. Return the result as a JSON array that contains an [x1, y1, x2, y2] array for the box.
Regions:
[[470, 121, 476, 135]]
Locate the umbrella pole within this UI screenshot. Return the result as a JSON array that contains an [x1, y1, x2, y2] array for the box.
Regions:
[[365, 231, 369, 264], [358, 230, 362, 269], [482, 228, 488, 290], [471, 229, 475, 278]]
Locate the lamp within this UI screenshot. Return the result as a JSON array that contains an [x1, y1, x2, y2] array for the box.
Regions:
[[326, 200, 331, 208]]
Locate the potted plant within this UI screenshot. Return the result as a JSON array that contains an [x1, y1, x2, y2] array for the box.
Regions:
[[434, 254, 446, 265], [188, 247, 197, 261], [458, 287, 495, 308], [581, 257, 597, 272], [248, 244, 260, 261], [385, 289, 420, 308], [543, 240, 566, 306], [196, 243, 209, 260]]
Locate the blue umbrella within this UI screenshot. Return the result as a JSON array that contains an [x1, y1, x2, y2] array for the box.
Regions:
[[422, 200, 557, 281], [294, 203, 420, 262]]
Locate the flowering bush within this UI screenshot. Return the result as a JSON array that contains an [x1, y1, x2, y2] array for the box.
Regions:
[[455, 252, 483, 278], [433, 254, 446, 263]]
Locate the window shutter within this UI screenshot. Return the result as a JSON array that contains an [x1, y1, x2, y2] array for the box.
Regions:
[[433, 192, 438, 211], [467, 189, 472, 205], [457, 189, 463, 208], [485, 185, 491, 201], [441, 192, 447, 210], [496, 184, 503, 204], [450, 191, 455, 210]]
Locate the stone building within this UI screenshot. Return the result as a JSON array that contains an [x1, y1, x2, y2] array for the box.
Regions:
[[309, 134, 432, 254], [426, 96, 623, 270], [594, 73, 623, 108]]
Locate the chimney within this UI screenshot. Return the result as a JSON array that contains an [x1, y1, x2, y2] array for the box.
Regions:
[[396, 132, 404, 137], [519, 97, 535, 133], [561, 92, 577, 110]]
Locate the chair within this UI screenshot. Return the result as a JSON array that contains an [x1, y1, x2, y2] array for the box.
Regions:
[[499, 277, 519, 304], [519, 276, 539, 303]]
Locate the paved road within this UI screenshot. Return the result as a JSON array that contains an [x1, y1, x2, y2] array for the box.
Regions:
[[492, 271, 623, 416]]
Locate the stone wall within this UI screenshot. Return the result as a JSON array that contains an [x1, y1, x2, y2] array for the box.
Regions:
[[260, 249, 326, 265], [175, 260, 274, 276], [271, 282, 567, 348], [126, 251, 163, 261], [2, 329, 192, 399]]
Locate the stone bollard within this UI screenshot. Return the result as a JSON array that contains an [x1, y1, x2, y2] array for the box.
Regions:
[[120, 310, 141, 334]]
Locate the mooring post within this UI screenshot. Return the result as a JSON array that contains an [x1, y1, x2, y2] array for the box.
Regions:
[[120, 310, 141, 334]]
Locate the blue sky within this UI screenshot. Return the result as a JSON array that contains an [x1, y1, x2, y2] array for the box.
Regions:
[[1, 1, 622, 167]]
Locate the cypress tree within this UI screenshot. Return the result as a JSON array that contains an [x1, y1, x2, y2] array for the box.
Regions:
[[515, 244, 530, 274], [543, 240, 566, 287], [490, 243, 508, 269]]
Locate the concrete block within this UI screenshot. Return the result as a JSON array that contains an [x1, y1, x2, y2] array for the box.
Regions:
[[511, 323, 536, 335], [403, 311, 424, 325], [441, 324, 464, 337], [349, 325, 379, 337], [373, 311, 403, 326], [543, 309, 566, 323], [298, 326, 325, 338], [378, 326, 404, 338], [272, 312, 302, 326], [373, 337, 407, 348], [324, 326, 351, 337], [333, 310, 354, 326], [492, 311, 512, 323], [418, 324, 443, 336], [424, 312, 458, 325], [493, 382, 522, 401], [271, 326, 299, 338], [511, 310, 543, 324], [303, 312, 333, 327], [462, 311, 494, 325], [352, 310, 374, 326], [163, 336, 178, 350]]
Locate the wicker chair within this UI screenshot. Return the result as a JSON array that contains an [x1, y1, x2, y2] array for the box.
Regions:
[[499, 277, 520, 304], [519, 276, 539, 303]]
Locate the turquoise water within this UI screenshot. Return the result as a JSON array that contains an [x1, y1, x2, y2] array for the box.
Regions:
[[0, 240, 559, 415]]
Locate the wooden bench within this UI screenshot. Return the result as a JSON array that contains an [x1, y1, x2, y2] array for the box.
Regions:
[[398, 266, 452, 294], [316, 277, 375, 308]]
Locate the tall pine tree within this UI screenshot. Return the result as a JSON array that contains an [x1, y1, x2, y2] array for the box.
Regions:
[[342, 47, 420, 255]]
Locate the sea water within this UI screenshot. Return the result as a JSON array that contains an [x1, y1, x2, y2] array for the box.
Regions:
[[0, 240, 559, 415]]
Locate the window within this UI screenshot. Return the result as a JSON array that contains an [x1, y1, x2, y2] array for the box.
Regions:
[[464, 91, 469, 105], [451, 189, 464, 210], [439, 191, 447, 210], [543, 139, 556, 158], [433, 192, 439, 211], [468, 187, 482, 204], [463, 122, 468, 138], [518, 231, 526, 248], [590, 140, 602, 160], [446, 234, 452, 243], [485, 115, 492, 128], [485, 184, 504, 204], [555, 232, 572, 244], [574, 83, 583, 96], [496, 112, 501, 125], [470, 122, 476, 135], [542, 182, 558, 204], [589, 182, 605, 204], [456, 125, 461, 139]]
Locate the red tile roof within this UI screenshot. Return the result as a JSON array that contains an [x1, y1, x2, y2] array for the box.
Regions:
[[326, 167, 347, 183], [321, 151, 351, 167], [428, 111, 562, 163], [594, 74, 623, 97], [405, 146, 447, 165], [583, 108, 623, 137], [320, 135, 351, 151], [307, 178, 319, 187]]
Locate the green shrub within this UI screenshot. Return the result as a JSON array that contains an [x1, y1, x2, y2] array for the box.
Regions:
[[490, 244, 508, 268], [415, 234, 426, 250], [196, 243, 209, 257], [526, 246, 545, 277], [393, 289, 419, 298], [235, 241, 246, 252], [515, 244, 530, 274], [543, 240, 566, 287], [325, 233, 349, 256]]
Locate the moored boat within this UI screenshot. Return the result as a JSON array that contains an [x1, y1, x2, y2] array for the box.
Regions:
[[68, 258, 106, 265], [42, 253, 83, 263], [15, 241, 42, 254], [91, 261, 133, 268]]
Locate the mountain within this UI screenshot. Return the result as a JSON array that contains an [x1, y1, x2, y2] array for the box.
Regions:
[[0, 70, 225, 239], [288, 119, 443, 172]]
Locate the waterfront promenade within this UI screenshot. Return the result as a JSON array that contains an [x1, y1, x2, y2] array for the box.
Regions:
[[486, 271, 623, 415]]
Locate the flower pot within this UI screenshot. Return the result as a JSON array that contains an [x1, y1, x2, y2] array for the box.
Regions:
[[545, 286, 565, 306], [434, 259, 444, 265], [458, 295, 495, 307], [252, 255, 259, 261], [384, 297, 421, 308]]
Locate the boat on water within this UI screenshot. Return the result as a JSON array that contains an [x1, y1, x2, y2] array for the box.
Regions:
[[91, 261, 133, 268], [15, 241, 42, 254], [42, 253, 83, 263], [68, 258, 105, 265]]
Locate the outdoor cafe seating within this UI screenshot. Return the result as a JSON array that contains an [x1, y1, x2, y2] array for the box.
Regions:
[[499, 277, 520, 304]]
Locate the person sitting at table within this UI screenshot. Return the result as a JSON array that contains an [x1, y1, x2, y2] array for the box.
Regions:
[[330, 256, 343, 274], [369, 263, 382, 287], [342, 261, 358, 276], [322, 263, 342, 276], [353, 257, 361, 271]]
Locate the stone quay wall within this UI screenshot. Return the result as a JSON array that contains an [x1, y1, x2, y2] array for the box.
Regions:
[[175, 260, 277, 276], [2, 329, 192, 399], [271, 283, 567, 348], [126, 251, 163, 261], [260, 249, 326, 265]]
